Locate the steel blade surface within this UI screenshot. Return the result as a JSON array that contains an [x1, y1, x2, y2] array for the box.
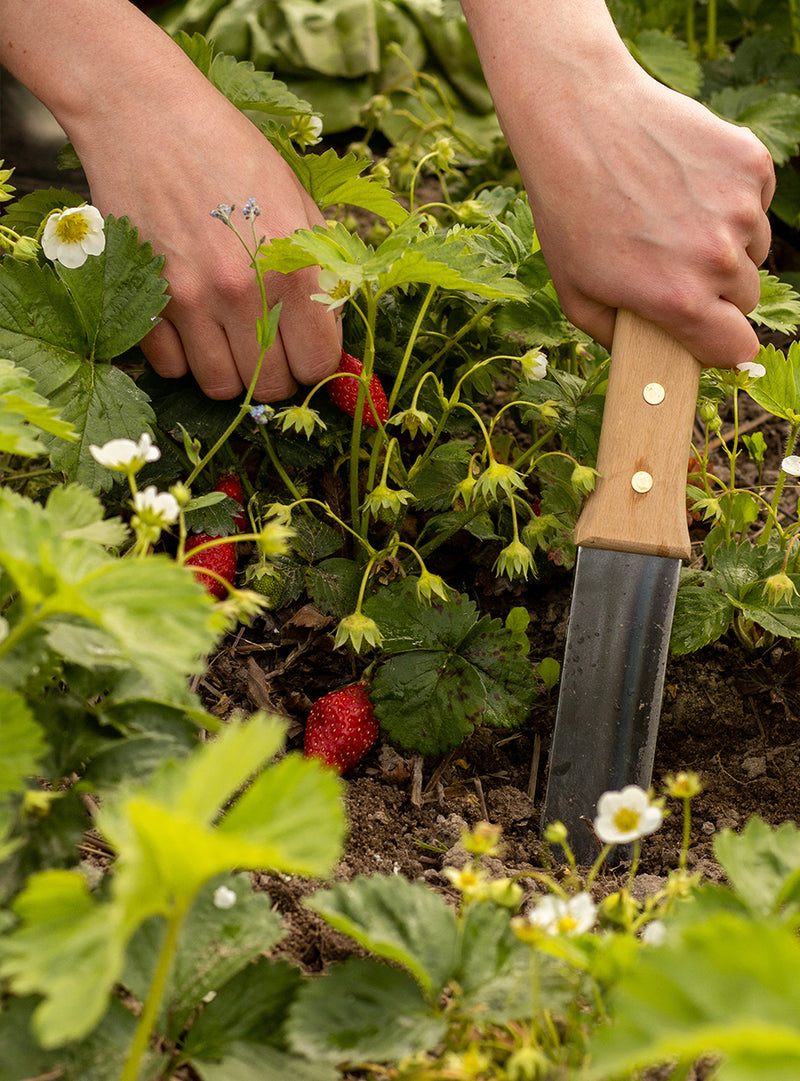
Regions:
[[543, 546, 680, 863]]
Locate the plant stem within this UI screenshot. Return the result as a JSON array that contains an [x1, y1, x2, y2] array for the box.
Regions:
[[759, 419, 800, 546], [705, 0, 717, 57], [259, 430, 309, 508], [387, 283, 436, 412], [119, 903, 187, 1081]]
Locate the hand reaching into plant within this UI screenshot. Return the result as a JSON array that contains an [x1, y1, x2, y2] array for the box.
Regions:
[[461, 0, 775, 369], [0, 0, 342, 402]]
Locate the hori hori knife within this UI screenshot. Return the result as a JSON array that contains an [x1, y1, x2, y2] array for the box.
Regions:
[[542, 310, 701, 864]]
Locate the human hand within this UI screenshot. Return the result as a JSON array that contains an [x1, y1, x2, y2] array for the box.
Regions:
[[510, 68, 775, 368], [63, 41, 340, 401]]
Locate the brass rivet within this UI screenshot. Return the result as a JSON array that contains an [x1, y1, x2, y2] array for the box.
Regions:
[[643, 382, 665, 405], [631, 470, 653, 493]]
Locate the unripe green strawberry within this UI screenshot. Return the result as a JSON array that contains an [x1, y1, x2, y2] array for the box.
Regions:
[[303, 683, 380, 774], [185, 533, 237, 599], [327, 350, 389, 429]]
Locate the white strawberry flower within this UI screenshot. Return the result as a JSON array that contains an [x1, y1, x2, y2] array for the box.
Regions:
[[89, 433, 161, 473], [735, 360, 766, 379], [781, 455, 800, 477], [42, 205, 106, 268], [594, 784, 663, 845], [311, 269, 359, 311], [520, 350, 548, 381], [527, 892, 596, 936], [132, 485, 180, 528]]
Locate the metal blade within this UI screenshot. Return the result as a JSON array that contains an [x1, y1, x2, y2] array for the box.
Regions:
[[542, 546, 680, 864]]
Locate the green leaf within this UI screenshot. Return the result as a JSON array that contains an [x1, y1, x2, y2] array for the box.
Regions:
[[195, 1040, 340, 1081], [714, 817, 800, 918], [307, 875, 459, 997], [281, 143, 408, 224], [0, 186, 85, 236], [0, 356, 76, 455], [53, 215, 168, 360], [751, 271, 800, 335], [629, 28, 701, 96], [0, 689, 47, 800], [1, 716, 344, 1048], [365, 579, 536, 753], [0, 217, 165, 486], [710, 87, 800, 165], [286, 957, 447, 1066], [586, 914, 800, 1080], [307, 557, 362, 619], [182, 956, 303, 1061], [129, 873, 285, 1037], [0, 869, 123, 1047], [670, 578, 734, 654], [747, 341, 800, 422], [0, 995, 62, 1079]]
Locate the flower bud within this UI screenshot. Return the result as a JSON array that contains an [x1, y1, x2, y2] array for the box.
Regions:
[[763, 571, 798, 607], [570, 463, 597, 496]]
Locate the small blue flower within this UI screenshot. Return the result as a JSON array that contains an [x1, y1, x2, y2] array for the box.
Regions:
[[242, 197, 261, 220], [249, 403, 272, 425]]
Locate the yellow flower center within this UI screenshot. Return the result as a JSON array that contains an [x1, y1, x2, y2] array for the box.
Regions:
[[329, 279, 351, 300], [55, 213, 89, 244], [556, 914, 578, 934], [612, 807, 641, 833]]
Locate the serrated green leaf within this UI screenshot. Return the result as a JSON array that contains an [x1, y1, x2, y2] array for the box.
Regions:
[[629, 28, 701, 96], [0, 690, 47, 800], [286, 957, 447, 1065], [751, 271, 800, 334], [53, 215, 168, 360], [129, 874, 285, 1037], [281, 144, 408, 224], [44, 361, 157, 490], [44, 482, 128, 547], [0, 356, 76, 455], [183, 956, 302, 1061], [0, 869, 123, 1047], [747, 341, 800, 422], [711, 87, 800, 165], [586, 914, 800, 1080], [307, 556, 362, 618], [1, 716, 344, 1048], [176, 30, 314, 117], [670, 579, 734, 654], [0, 488, 226, 697], [308, 875, 459, 997], [714, 818, 800, 918], [365, 580, 535, 753]]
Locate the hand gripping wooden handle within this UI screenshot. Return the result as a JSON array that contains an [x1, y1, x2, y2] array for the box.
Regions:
[[574, 310, 702, 561]]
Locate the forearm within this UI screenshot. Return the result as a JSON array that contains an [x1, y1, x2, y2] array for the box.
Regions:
[[0, 0, 205, 144], [459, 0, 637, 144]]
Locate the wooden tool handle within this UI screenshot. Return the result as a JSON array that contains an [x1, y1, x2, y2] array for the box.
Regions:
[[574, 310, 701, 561]]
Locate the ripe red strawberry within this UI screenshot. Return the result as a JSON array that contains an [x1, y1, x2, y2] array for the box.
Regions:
[[185, 533, 237, 599], [215, 473, 247, 531], [327, 350, 389, 429], [303, 683, 380, 774]]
